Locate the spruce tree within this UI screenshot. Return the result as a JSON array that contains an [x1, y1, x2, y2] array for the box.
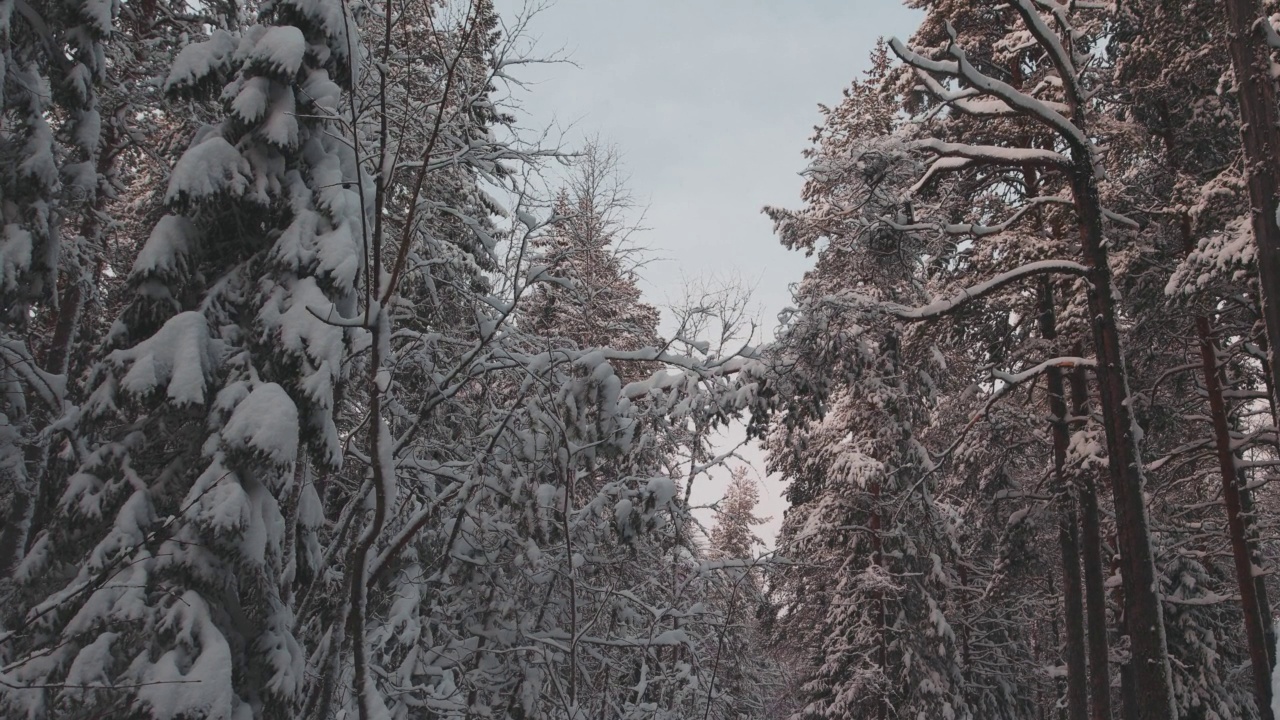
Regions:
[[1, 1, 365, 715]]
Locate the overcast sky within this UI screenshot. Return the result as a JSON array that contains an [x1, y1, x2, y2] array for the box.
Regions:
[[494, 0, 923, 545]]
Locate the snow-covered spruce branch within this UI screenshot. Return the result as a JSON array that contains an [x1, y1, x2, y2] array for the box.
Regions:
[[10, 1, 70, 75], [0, 470, 234, 654], [828, 259, 1088, 321], [1257, 15, 1280, 49], [0, 340, 66, 411]]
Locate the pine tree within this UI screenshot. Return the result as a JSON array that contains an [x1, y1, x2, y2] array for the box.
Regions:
[[701, 466, 775, 718], [759, 48, 983, 716], [525, 142, 661, 383], [883, 4, 1180, 715], [710, 466, 766, 562]]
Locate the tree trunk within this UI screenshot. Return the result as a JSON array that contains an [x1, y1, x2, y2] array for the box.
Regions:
[[1247, 335, 1279, 666], [1068, 158, 1177, 720], [1109, 531, 1141, 720], [1195, 314, 1274, 717], [1251, 335, 1280, 666], [1041, 281, 1090, 720], [1222, 0, 1280, 435], [1239, 468, 1277, 666], [871, 474, 887, 720], [1175, 210, 1275, 714], [1117, 653, 1140, 720], [1069, 363, 1114, 720]]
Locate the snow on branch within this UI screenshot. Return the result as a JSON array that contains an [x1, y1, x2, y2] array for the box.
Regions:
[[992, 356, 1096, 386], [1260, 17, 1280, 49], [881, 196, 1139, 235], [1104, 208, 1141, 228], [909, 157, 974, 195], [926, 355, 1097, 475], [888, 36, 1090, 153], [911, 67, 1070, 118], [840, 259, 1088, 321], [1010, 0, 1081, 107], [910, 138, 1070, 167], [11, 1, 69, 74], [882, 195, 1071, 237], [0, 339, 65, 411], [528, 628, 693, 650]]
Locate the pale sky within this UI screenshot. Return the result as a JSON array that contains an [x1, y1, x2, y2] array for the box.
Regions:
[[495, 1, 923, 545]]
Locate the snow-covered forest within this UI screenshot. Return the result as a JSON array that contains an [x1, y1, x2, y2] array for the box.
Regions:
[[7, 0, 1280, 718]]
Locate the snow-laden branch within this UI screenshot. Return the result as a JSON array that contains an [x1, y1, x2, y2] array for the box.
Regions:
[[888, 36, 1090, 152], [366, 478, 467, 584], [12, 1, 70, 74], [881, 195, 1070, 237], [1009, 1, 1081, 108], [911, 65, 1070, 118], [1162, 592, 1237, 607], [841, 259, 1088, 321], [908, 156, 973, 195], [1104, 208, 1141, 228], [993, 356, 1096, 386], [1257, 16, 1280, 49], [911, 137, 1070, 167], [527, 628, 692, 649], [488, 344, 762, 403], [0, 340, 65, 411], [882, 196, 1140, 236], [920, 354, 1097, 493]]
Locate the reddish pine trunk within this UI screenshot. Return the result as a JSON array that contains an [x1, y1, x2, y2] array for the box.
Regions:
[[1222, 0, 1280, 438], [1194, 316, 1274, 716], [1109, 531, 1141, 720], [1178, 212, 1275, 715], [1041, 282, 1089, 720], [1069, 364, 1114, 720], [1238, 469, 1277, 665], [1068, 159, 1176, 720]]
